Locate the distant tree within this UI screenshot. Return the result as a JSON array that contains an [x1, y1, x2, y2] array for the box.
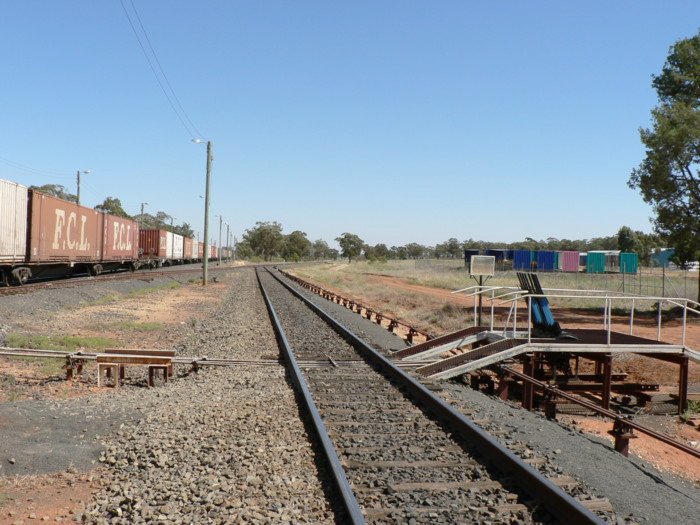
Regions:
[[445, 238, 461, 258], [282, 230, 311, 261], [29, 184, 77, 203], [390, 245, 408, 259], [405, 243, 425, 259], [173, 223, 194, 238], [311, 239, 329, 260], [629, 30, 700, 300], [243, 221, 284, 261], [372, 243, 390, 259], [335, 232, 364, 262], [617, 226, 639, 252], [235, 239, 254, 260], [94, 197, 131, 219]]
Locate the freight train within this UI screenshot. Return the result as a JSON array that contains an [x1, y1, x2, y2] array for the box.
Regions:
[[0, 178, 219, 285]]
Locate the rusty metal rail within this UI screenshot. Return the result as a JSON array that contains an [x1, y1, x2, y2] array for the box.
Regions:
[[267, 267, 602, 524], [496, 365, 700, 459], [0, 263, 258, 296], [277, 268, 432, 344], [256, 268, 366, 524]]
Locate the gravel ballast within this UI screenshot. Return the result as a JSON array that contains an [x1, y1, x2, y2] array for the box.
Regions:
[[278, 269, 700, 524]]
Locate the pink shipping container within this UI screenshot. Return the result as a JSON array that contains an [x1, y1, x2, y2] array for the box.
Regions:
[[28, 191, 102, 262], [561, 251, 580, 272], [198, 242, 204, 259], [184, 237, 193, 261], [210, 246, 217, 259], [139, 229, 167, 258], [103, 215, 139, 261]]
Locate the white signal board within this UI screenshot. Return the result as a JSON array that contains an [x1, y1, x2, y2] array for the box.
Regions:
[[470, 255, 496, 277]]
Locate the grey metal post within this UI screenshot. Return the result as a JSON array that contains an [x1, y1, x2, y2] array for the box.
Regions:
[[218, 215, 222, 266], [202, 141, 213, 286], [226, 223, 230, 261], [76, 170, 80, 205], [140, 202, 148, 229]]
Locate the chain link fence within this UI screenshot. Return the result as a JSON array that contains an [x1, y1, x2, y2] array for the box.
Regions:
[[414, 258, 699, 301]]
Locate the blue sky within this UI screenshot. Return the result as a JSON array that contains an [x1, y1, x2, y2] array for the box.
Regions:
[[1, 2, 698, 247]]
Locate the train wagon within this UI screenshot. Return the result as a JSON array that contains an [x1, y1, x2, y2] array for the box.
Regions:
[[26, 191, 103, 281], [0, 179, 29, 284], [184, 237, 194, 263], [101, 214, 140, 273], [198, 242, 204, 259], [190, 238, 198, 261], [139, 229, 167, 267], [172, 234, 184, 262]]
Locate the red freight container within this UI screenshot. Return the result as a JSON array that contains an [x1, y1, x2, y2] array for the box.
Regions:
[[28, 191, 102, 262], [210, 245, 217, 259], [139, 229, 167, 258], [198, 242, 204, 258], [183, 237, 193, 261], [103, 215, 139, 261]]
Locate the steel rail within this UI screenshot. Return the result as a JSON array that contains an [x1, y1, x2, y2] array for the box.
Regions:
[[276, 268, 432, 341], [255, 269, 366, 525], [266, 267, 602, 525], [497, 365, 700, 459]]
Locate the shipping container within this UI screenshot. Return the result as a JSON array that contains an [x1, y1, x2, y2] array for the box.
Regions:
[[484, 248, 509, 261], [198, 241, 204, 259], [513, 250, 533, 270], [586, 252, 606, 273], [536, 251, 556, 272], [211, 245, 217, 259], [102, 215, 139, 261], [139, 229, 167, 259], [27, 191, 101, 263], [184, 237, 193, 261], [561, 251, 580, 272], [650, 249, 674, 268], [553, 251, 560, 270], [0, 178, 28, 264], [172, 234, 184, 260], [579, 253, 588, 268], [463, 249, 479, 267], [165, 232, 174, 259], [620, 252, 638, 274], [190, 238, 198, 259], [605, 253, 620, 273]]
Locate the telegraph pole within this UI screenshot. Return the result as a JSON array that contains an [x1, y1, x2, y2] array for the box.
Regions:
[[76, 169, 90, 205], [140, 202, 148, 229], [218, 215, 223, 266], [226, 223, 230, 262], [202, 141, 213, 286]]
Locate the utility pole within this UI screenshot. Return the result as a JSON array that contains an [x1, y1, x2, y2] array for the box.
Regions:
[[76, 170, 90, 205], [218, 215, 223, 266], [226, 224, 230, 262], [140, 202, 148, 229], [202, 141, 213, 286]]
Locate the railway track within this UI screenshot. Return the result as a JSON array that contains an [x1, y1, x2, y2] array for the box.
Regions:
[[0, 262, 245, 297], [257, 267, 603, 524]]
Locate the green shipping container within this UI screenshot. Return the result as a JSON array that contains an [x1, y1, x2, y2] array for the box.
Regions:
[[620, 252, 638, 274], [587, 252, 606, 273], [553, 251, 560, 270]]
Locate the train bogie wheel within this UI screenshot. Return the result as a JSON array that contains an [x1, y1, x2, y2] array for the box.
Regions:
[[1, 270, 9, 287]]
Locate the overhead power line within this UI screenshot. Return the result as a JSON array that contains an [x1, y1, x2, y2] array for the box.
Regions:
[[119, 0, 204, 139]]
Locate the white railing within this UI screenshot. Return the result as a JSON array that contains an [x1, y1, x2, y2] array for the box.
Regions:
[[452, 284, 700, 347]]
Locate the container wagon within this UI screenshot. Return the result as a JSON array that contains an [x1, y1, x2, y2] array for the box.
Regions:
[[184, 237, 194, 263], [2, 183, 141, 284], [513, 250, 534, 271], [139, 229, 168, 268]]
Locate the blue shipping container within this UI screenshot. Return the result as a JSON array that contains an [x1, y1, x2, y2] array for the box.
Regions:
[[513, 250, 533, 270], [464, 249, 480, 266], [536, 250, 556, 272]]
